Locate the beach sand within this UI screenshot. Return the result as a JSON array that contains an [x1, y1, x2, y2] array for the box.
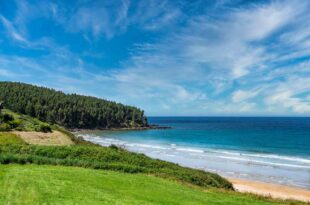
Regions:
[[229, 178, 310, 202]]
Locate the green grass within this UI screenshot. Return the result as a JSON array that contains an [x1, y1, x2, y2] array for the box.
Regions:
[[1, 109, 52, 132], [0, 133, 26, 145], [0, 110, 233, 190], [0, 164, 295, 205], [0, 109, 89, 144], [0, 144, 233, 189]]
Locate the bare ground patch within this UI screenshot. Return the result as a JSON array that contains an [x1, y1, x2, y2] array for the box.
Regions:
[[12, 131, 74, 146]]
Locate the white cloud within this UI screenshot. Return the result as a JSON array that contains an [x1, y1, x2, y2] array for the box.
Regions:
[[131, 0, 181, 30], [264, 77, 310, 113], [265, 91, 310, 113], [60, 0, 181, 38], [232, 90, 258, 103], [0, 15, 28, 43], [179, 0, 302, 79]]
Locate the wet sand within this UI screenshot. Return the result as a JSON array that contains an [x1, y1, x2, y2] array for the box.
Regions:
[[229, 178, 310, 202]]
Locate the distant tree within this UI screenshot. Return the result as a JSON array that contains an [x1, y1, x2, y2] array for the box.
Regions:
[[0, 82, 148, 129], [0, 101, 3, 114]]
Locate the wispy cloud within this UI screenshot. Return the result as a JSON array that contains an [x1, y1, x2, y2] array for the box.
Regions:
[[0, 15, 28, 43], [1, 0, 310, 115], [52, 0, 181, 39]]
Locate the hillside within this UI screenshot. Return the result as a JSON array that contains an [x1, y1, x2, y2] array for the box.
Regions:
[[0, 164, 297, 205], [0, 109, 82, 145], [0, 110, 233, 190], [0, 82, 148, 129]]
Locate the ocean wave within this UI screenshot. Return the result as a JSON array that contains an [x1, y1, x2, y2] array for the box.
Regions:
[[203, 149, 310, 164], [175, 147, 205, 153], [217, 156, 310, 169], [78, 134, 310, 169]]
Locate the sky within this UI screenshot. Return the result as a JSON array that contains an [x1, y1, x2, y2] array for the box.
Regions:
[[0, 0, 310, 116]]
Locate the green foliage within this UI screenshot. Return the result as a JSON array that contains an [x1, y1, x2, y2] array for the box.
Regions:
[[0, 82, 148, 129], [0, 109, 53, 132], [0, 112, 18, 131], [0, 164, 293, 205], [0, 133, 26, 145], [36, 124, 52, 133], [109, 144, 119, 150], [0, 144, 232, 189], [2, 114, 13, 122], [0, 101, 3, 113], [0, 123, 10, 131]]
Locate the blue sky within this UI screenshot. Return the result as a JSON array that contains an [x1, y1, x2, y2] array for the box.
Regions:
[[0, 0, 310, 116]]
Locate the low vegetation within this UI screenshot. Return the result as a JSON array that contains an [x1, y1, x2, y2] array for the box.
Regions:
[[0, 109, 90, 145], [0, 109, 52, 132], [0, 142, 232, 189], [1, 164, 299, 205], [0, 132, 26, 145]]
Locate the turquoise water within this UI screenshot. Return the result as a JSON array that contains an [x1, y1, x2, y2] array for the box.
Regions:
[[80, 117, 310, 188]]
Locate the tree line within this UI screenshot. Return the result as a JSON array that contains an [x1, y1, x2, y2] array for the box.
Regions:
[[0, 82, 148, 129]]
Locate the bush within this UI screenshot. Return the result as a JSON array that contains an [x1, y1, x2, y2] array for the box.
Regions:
[[2, 114, 14, 122], [37, 124, 52, 133], [109, 144, 119, 150], [0, 123, 11, 131], [8, 119, 21, 129]]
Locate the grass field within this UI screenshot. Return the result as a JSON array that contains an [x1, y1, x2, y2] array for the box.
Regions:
[[0, 164, 293, 205], [0, 133, 26, 145]]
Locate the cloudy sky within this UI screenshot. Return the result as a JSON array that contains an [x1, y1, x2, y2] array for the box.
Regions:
[[0, 0, 310, 116]]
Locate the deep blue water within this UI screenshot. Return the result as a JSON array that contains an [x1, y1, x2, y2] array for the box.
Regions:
[[147, 117, 310, 157], [80, 117, 310, 188]]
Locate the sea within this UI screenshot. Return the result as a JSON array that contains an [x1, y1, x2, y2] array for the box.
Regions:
[[78, 117, 310, 189]]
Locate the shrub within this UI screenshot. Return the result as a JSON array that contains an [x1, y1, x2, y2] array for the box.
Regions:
[[8, 119, 21, 129], [2, 114, 14, 122], [37, 124, 52, 133], [109, 144, 119, 150], [0, 123, 11, 131]]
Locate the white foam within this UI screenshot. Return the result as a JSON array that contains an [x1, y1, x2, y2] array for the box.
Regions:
[[78, 133, 310, 189], [218, 156, 310, 169], [175, 147, 205, 153]]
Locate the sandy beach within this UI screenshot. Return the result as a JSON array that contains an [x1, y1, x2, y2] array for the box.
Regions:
[[229, 178, 310, 202]]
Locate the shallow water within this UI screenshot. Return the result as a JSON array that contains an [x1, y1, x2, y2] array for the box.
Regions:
[[79, 117, 310, 189]]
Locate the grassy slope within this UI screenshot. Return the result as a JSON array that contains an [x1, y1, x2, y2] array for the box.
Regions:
[[1, 109, 89, 145], [0, 144, 233, 189], [0, 133, 26, 145], [1, 109, 51, 132], [0, 164, 286, 205]]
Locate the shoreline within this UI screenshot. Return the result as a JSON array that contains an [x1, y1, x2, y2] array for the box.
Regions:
[[229, 177, 310, 202], [70, 124, 171, 132], [77, 133, 310, 202]]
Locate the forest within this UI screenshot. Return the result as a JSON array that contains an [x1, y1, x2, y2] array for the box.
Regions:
[[0, 82, 148, 129]]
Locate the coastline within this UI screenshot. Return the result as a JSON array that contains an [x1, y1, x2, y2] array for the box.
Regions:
[[77, 135, 310, 202], [229, 177, 310, 202], [70, 124, 171, 132]]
